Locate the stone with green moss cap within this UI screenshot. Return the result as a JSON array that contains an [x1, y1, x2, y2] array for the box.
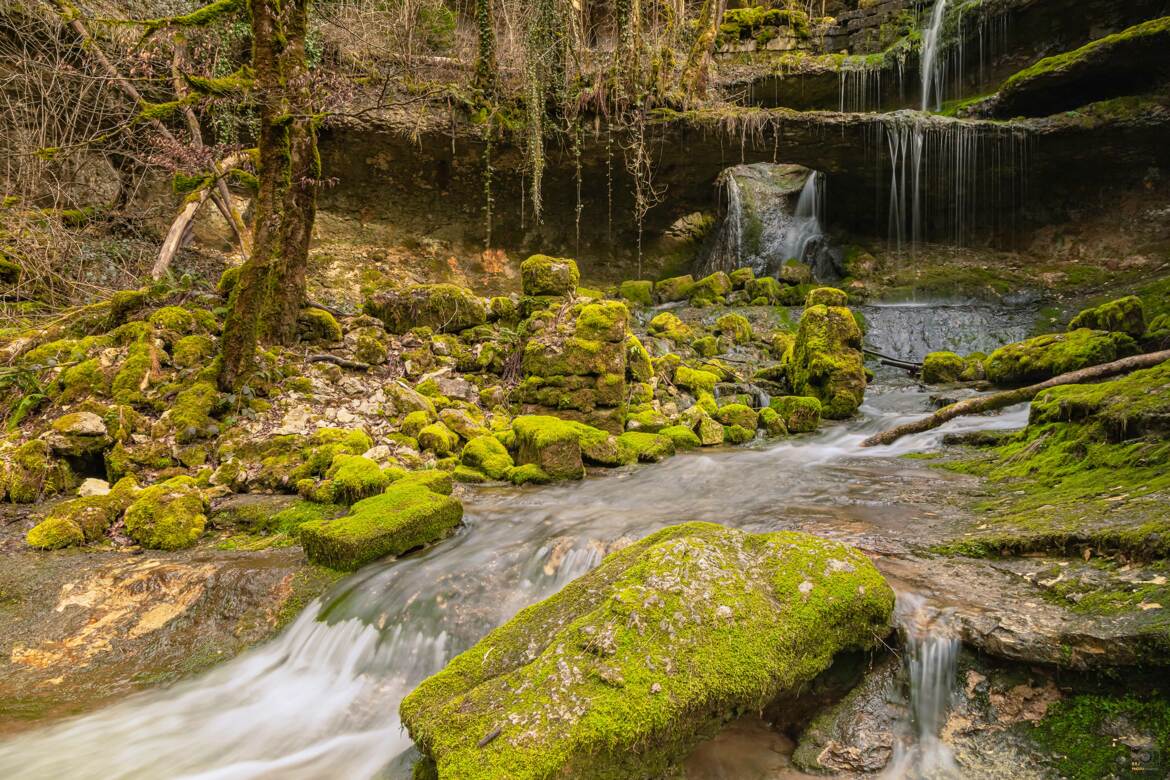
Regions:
[[573, 300, 629, 343], [418, 423, 461, 456], [659, 424, 701, 450], [461, 435, 514, 480], [746, 276, 783, 304], [1, 440, 72, 504], [625, 334, 653, 382], [400, 522, 894, 779], [655, 274, 695, 303], [675, 365, 718, 394], [323, 454, 389, 504], [688, 271, 733, 305], [521, 255, 580, 296], [647, 311, 693, 344], [715, 403, 759, 430], [618, 280, 653, 306], [983, 329, 1138, 387], [617, 431, 675, 462], [786, 301, 866, 419], [805, 287, 848, 307], [729, 267, 755, 289], [123, 475, 207, 550], [299, 477, 463, 570], [715, 313, 753, 345], [1068, 296, 1146, 338], [365, 283, 488, 334], [921, 351, 965, 384], [297, 307, 342, 343], [769, 396, 821, 433]]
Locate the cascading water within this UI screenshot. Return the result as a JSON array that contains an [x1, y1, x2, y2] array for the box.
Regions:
[[920, 0, 950, 113], [704, 164, 836, 279], [883, 593, 962, 779]]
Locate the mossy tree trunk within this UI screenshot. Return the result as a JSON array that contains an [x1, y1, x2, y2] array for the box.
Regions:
[[473, 0, 497, 95], [219, 0, 319, 390]]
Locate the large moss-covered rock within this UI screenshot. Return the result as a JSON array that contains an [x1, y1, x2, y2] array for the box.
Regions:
[[715, 403, 759, 430], [1068, 296, 1146, 338], [297, 307, 342, 343], [675, 365, 719, 394], [617, 431, 675, 462], [647, 311, 693, 344], [364, 284, 488, 334], [785, 303, 866, 419], [299, 476, 463, 570], [324, 454, 390, 504], [511, 415, 631, 479], [655, 274, 695, 303], [27, 478, 138, 547], [400, 522, 894, 779], [461, 435, 514, 480], [921, 351, 965, 384], [769, 396, 821, 433], [983, 329, 1138, 387], [123, 476, 207, 550], [715, 313, 753, 345], [521, 255, 580, 296], [46, 411, 110, 457], [688, 272, 732, 305], [618, 280, 653, 306], [1, 440, 72, 504]]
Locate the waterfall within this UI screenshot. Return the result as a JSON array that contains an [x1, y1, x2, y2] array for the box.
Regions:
[[920, 0, 950, 112], [840, 63, 881, 113], [703, 165, 836, 279], [884, 592, 961, 779], [877, 113, 1030, 248]]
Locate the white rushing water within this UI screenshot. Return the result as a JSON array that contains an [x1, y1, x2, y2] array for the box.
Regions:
[[920, 0, 950, 112], [0, 364, 1029, 779]]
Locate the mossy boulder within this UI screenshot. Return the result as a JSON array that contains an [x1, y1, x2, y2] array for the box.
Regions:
[[769, 396, 822, 433], [365, 284, 488, 334], [695, 414, 726, 445], [418, 423, 461, 456], [297, 307, 342, 343], [512, 415, 589, 480], [647, 312, 693, 344], [324, 454, 390, 504], [625, 408, 670, 433], [729, 267, 755, 289], [47, 411, 110, 456], [691, 335, 722, 358], [722, 424, 756, 444], [921, 351, 966, 384], [804, 287, 848, 307], [2, 440, 72, 503], [521, 255, 580, 296], [625, 335, 653, 382], [786, 304, 866, 419], [172, 334, 215, 369], [111, 342, 154, 405], [659, 424, 702, 450], [715, 403, 759, 430], [299, 478, 463, 570], [574, 301, 630, 343], [169, 381, 219, 443], [746, 276, 783, 304], [983, 329, 1138, 387], [675, 365, 718, 394], [461, 435, 514, 480], [123, 476, 207, 550], [617, 431, 675, 462], [26, 478, 138, 545], [618, 280, 653, 306], [1068, 296, 1145, 338], [758, 407, 788, 436], [688, 272, 733, 305], [148, 305, 197, 335], [715, 313, 753, 345], [508, 463, 554, 485], [26, 515, 85, 550], [655, 274, 695, 303], [400, 522, 894, 780], [58, 358, 111, 401]]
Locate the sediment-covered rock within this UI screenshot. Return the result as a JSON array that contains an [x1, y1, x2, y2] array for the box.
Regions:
[[400, 522, 894, 779]]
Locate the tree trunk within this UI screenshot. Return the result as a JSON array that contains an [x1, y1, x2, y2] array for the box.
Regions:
[[218, 0, 318, 390], [861, 350, 1170, 447]]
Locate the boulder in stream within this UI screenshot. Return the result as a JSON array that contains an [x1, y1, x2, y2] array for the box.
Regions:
[[784, 292, 866, 419], [400, 522, 894, 779]]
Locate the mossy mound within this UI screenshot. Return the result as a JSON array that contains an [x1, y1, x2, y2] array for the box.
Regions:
[[26, 514, 86, 549], [460, 435, 514, 480], [647, 312, 693, 344], [714, 402, 759, 430], [804, 287, 848, 307], [26, 479, 138, 547], [617, 280, 653, 306], [675, 365, 718, 394], [1030, 693, 1170, 780], [769, 396, 822, 433], [983, 329, 1138, 387], [364, 283, 488, 334], [921, 351, 965, 384], [123, 476, 207, 550], [746, 276, 784, 305], [1, 440, 72, 504], [299, 477, 463, 570], [659, 424, 701, 450], [715, 313, 753, 345], [785, 304, 866, 419], [324, 454, 390, 504], [655, 274, 695, 303], [688, 272, 732, 305], [521, 255, 580, 296], [625, 335, 653, 383], [400, 522, 894, 780], [297, 307, 342, 343], [617, 431, 675, 462], [418, 422, 460, 456], [1068, 295, 1145, 338]]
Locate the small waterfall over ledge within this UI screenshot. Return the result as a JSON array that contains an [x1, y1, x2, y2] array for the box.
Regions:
[[703, 163, 837, 279]]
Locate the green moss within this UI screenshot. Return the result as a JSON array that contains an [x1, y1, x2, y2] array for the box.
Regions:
[[399, 523, 894, 780], [172, 335, 215, 369], [654, 274, 695, 303], [921, 351, 965, 384], [418, 423, 460, 456], [691, 335, 721, 357], [758, 406, 788, 436], [402, 410, 434, 437], [520, 255, 580, 297], [111, 343, 154, 405], [715, 313, 753, 345], [508, 463, 554, 485], [715, 403, 759, 430], [574, 301, 630, 343], [148, 306, 197, 334], [26, 515, 84, 549], [617, 431, 675, 462], [461, 435, 514, 480], [769, 396, 821, 433], [354, 333, 388, 364], [123, 476, 207, 550], [299, 480, 463, 570], [324, 455, 390, 504], [722, 423, 755, 444], [688, 272, 732, 305], [658, 424, 702, 451], [983, 329, 1138, 387], [2, 440, 71, 503], [674, 365, 718, 394], [618, 280, 653, 306], [647, 312, 694, 344], [365, 284, 488, 335], [1068, 295, 1145, 338], [217, 266, 240, 298], [786, 305, 865, 419], [625, 408, 669, 433], [1030, 694, 1170, 780], [512, 415, 588, 480], [625, 335, 653, 383], [804, 287, 848, 307], [295, 307, 342, 343], [170, 381, 218, 443], [745, 276, 783, 304], [58, 358, 110, 401]]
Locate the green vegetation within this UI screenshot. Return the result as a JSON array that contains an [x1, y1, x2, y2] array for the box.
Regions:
[[1030, 694, 1170, 780], [983, 329, 1138, 387], [520, 255, 579, 297]]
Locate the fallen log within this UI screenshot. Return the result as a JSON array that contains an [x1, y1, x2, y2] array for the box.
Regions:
[[861, 348, 1170, 447]]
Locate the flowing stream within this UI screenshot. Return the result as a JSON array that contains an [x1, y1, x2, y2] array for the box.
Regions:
[[0, 371, 1027, 779]]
